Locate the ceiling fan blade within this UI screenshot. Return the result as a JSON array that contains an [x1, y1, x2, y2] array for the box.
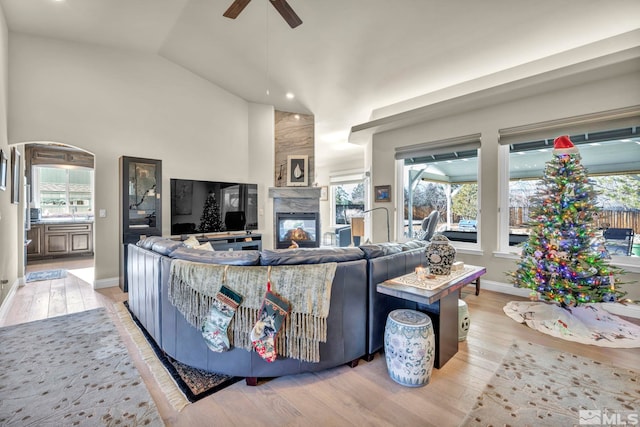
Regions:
[[269, 0, 303, 28], [223, 0, 252, 19]]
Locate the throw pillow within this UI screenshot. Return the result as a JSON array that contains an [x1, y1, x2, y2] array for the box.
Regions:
[[195, 241, 214, 251], [183, 235, 200, 248]]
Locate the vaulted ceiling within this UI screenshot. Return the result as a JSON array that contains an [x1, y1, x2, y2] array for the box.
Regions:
[[1, 0, 639, 169]]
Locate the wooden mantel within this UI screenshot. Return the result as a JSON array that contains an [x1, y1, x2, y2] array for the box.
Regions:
[[268, 187, 321, 199]]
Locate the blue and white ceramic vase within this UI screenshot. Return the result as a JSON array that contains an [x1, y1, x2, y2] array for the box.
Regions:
[[384, 309, 435, 387], [426, 233, 456, 275], [458, 299, 470, 341]]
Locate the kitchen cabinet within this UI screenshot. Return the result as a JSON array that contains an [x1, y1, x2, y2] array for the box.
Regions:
[[26, 224, 44, 257], [27, 222, 93, 260]]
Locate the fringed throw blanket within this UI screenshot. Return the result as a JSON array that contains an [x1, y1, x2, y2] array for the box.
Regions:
[[168, 260, 337, 363]]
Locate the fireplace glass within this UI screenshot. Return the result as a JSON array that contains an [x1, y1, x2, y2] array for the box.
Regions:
[[276, 212, 319, 248]]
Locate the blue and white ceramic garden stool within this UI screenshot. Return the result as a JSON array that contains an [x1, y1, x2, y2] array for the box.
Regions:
[[458, 299, 470, 341], [384, 309, 435, 387]]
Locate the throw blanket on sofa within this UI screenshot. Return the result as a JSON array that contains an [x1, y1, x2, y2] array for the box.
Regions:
[[168, 260, 337, 363]]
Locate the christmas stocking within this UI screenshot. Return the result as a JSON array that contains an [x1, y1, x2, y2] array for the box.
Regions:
[[250, 281, 290, 362], [201, 285, 243, 352]]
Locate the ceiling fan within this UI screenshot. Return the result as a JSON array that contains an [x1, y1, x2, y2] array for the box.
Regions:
[[223, 0, 303, 28]]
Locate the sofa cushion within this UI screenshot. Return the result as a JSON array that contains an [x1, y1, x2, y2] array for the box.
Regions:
[[136, 235, 166, 250], [359, 241, 428, 259], [259, 247, 364, 266], [401, 240, 429, 251], [150, 239, 184, 256], [358, 242, 405, 259], [169, 246, 260, 265]]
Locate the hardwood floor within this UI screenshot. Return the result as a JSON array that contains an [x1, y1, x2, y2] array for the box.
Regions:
[[2, 260, 638, 426], [0, 256, 125, 327]]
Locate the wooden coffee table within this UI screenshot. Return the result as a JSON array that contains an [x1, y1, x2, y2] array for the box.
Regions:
[[377, 265, 486, 368]]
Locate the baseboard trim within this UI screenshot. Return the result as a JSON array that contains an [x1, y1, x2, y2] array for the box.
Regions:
[[0, 279, 20, 324], [94, 276, 119, 290], [477, 280, 640, 320], [477, 279, 532, 298]]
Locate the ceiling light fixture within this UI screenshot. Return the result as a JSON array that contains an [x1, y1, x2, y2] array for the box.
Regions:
[[286, 92, 295, 100]]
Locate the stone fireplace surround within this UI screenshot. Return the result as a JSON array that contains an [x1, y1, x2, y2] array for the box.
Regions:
[[269, 187, 321, 249]]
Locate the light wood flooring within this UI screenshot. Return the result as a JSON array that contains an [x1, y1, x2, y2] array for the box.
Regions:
[[2, 258, 639, 426]]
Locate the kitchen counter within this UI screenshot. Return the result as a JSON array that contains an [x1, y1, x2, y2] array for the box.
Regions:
[[31, 218, 94, 224]]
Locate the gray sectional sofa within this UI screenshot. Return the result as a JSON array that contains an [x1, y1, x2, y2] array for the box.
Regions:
[[127, 236, 427, 385]]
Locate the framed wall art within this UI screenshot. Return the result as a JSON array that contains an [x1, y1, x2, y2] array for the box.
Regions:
[[286, 155, 308, 187], [374, 185, 391, 202], [11, 147, 20, 204], [0, 149, 7, 191]]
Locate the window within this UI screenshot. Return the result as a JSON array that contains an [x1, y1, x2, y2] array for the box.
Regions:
[[330, 179, 365, 226], [397, 134, 481, 248], [33, 166, 94, 218], [499, 123, 640, 264]]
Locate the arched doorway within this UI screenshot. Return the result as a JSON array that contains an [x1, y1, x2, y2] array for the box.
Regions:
[[23, 142, 96, 285]]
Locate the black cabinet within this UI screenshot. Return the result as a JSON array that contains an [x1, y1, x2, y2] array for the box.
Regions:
[[120, 156, 162, 291]]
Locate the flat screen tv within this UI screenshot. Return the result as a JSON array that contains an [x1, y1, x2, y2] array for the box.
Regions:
[[170, 178, 258, 235]]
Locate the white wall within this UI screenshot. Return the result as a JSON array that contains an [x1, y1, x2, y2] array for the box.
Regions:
[[8, 34, 267, 286], [0, 5, 19, 310], [248, 103, 275, 250], [370, 63, 640, 300]]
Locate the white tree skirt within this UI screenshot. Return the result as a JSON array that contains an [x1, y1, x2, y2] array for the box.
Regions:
[[504, 301, 640, 348]]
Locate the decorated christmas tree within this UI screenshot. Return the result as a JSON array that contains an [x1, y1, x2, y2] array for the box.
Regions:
[[511, 135, 626, 307], [199, 191, 223, 232]]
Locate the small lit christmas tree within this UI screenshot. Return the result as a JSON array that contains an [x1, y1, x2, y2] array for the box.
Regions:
[[199, 191, 223, 233], [511, 135, 626, 307]]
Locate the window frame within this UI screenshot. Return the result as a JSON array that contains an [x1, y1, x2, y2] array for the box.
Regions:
[[497, 114, 640, 272], [32, 165, 95, 218], [396, 135, 482, 253], [328, 171, 367, 227]]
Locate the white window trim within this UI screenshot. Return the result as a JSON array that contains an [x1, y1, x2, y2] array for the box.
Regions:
[[396, 142, 482, 251], [453, 243, 484, 256], [329, 169, 367, 227], [395, 159, 404, 242], [498, 144, 519, 255]]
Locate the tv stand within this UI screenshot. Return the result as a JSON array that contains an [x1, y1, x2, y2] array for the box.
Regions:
[[198, 233, 262, 251]]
